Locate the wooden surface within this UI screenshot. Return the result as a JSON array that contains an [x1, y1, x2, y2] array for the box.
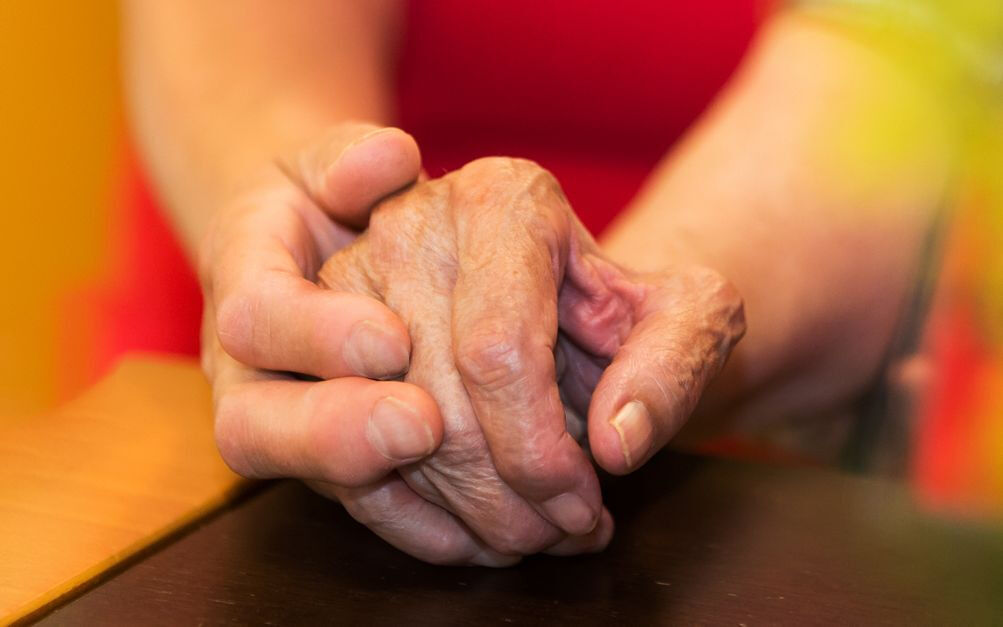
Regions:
[[0, 356, 247, 624], [39, 452, 1003, 625]]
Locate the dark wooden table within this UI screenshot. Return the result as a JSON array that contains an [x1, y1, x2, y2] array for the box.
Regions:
[[36, 453, 1003, 625]]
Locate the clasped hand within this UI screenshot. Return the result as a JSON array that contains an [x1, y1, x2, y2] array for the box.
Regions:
[[201, 125, 745, 565]]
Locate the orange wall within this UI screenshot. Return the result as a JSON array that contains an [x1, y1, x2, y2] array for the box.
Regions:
[[0, 1, 118, 415]]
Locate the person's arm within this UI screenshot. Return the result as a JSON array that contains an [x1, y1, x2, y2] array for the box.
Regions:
[[122, 0, 402, 252], [600, 10, 956, 440]]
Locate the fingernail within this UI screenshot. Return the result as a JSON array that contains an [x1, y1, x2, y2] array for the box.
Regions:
[[541, 492, 598, 535], [609, 400, 653, 469], [367, 396, 435, 462], [343, 320, 408, 379]]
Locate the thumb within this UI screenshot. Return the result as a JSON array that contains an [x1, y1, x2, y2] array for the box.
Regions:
[[287, 122, 422, 228], [567, 263, 746, 475]]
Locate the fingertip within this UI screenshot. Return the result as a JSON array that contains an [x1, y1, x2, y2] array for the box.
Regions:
[[324, 127, 422, 224], [366, 395, 438, 464], [372, 381, 445, 453], [543, 507, 615, 557], [213, 272, 413, 380], [576, 508, 616, 555], [309, 379, 443, 487], [594, 507, 616, 552], [541, 491, 601, 536], [588, 403, 643, 476], [341, 316, 411, 380], [307, 289, 412, 380], [487, 428, 603, 536]]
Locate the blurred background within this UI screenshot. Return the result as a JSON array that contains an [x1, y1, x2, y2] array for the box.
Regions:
[[0, 1, 118, 416]]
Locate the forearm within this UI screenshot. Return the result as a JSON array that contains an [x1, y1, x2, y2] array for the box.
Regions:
[[601, 11, 956, 431], [122, 0, 401, 254]]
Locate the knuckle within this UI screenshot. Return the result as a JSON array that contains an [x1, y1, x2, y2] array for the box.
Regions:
[[454, 327, 528, 393], [462, 155, 543, 175], [666, 266, 746, 345], [455, 156, 573, 227], [465, 156, 554, 183], [692, 267, 747, 342], [493, 438, 557, 492], [687, 266, 737, 302], [460, 155, 522, 176]]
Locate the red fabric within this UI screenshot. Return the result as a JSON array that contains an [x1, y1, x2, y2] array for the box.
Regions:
[[91, 0, 768, 372], [65, 150, 203, 391], [103, 153, 203, 361], [397, 0, 768, 234]]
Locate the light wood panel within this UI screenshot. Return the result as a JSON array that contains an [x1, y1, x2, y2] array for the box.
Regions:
[[0, 356, 247, 625]]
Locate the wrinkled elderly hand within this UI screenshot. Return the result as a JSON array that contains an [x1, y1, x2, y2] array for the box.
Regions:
[[318, 157, 746, 563]]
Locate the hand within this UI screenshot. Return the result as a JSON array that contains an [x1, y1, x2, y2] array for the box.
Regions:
[[201, 124, 509, 564], [318, 157, 745, 560]]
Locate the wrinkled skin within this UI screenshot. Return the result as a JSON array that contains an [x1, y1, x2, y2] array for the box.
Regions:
[[317, 157, 747, 561]]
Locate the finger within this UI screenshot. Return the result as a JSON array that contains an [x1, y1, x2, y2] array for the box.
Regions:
[[586, 269, 746, 475], [208, 331, 501, 567], [209, 197, 411, 380], [293, 123, 422, 228], [450, 158, 602, 535], [320, 477, 521, 567], [543, 507, 615, 556], [213, 365, 444, 487], [555, 335, 606, 424]]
